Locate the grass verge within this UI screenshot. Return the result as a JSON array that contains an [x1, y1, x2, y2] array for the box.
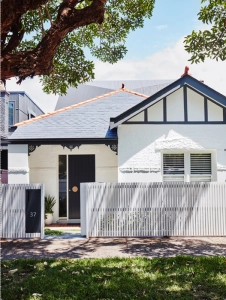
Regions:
[[1, 256, 226, 299], [44, 228, 63, 236]]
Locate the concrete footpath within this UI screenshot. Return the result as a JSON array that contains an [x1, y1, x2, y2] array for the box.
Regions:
[[1, 236, 226, 260]]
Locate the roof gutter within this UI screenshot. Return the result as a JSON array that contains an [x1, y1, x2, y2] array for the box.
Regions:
[[7, 138, 118, 145]]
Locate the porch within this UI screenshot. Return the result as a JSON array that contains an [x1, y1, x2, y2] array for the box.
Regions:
[[8, 142, 118, 223]]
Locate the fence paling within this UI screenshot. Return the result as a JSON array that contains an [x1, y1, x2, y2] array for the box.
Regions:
[[1, 184, 44, 239], [83, 182, 226, 237]]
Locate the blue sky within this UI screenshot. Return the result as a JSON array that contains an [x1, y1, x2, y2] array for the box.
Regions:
[[124, 0, 202, 59], [7, 0, 226, 112]]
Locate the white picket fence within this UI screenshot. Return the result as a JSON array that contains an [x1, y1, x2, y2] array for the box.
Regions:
[[81, 182, 226, 237], [1, 184, 44, 238]]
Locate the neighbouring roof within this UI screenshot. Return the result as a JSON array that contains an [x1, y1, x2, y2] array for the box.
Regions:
[[110, 75, 226, 128], [9, 88, 147, 141], [55, 80, 174, 110], [8, 91, 45, 113]]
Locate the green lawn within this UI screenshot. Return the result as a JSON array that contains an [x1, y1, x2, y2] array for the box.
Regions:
[[44, 228, 81, 236], [44, 228, 63, 236], [1, 256, 226, 299]]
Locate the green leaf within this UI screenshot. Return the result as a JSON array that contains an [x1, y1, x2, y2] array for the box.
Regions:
[[184, 0, 226, 63]]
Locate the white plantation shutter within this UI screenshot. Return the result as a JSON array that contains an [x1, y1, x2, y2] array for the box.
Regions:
[[163, 154, 184, 182], [190, 153, 212, 182]]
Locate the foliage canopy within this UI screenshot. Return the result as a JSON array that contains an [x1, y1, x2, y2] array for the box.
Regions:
[[1, 0, 154, 94], [184, 0, 226, 64]]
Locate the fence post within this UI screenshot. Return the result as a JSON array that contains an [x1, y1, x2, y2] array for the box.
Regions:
[[40, 184, 45, 239], [80, 183, 87, 236]]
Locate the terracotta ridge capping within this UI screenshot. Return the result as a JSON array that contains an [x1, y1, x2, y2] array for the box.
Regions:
[[123, 88, 148, 98], [14, 89, 122, 127]]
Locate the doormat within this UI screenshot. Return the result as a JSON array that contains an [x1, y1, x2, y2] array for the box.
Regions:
[[47, 223, 80, 227]]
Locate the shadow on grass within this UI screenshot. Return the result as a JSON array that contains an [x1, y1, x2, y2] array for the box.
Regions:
[[1, 256, 226, 300]]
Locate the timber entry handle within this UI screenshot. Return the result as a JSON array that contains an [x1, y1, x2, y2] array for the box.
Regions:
[[72, 186, 78, 192]]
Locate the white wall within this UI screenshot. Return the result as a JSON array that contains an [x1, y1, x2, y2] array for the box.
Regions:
[[187, 88, 204, 121], [8, 144, 29, 183], [118, 124, 226, 182], [127, 111, 144, 122], [29, 144, 118, 222], [208, 100, 223, 121], [166, 88, 184, 121], [148, 100, 163, 122]]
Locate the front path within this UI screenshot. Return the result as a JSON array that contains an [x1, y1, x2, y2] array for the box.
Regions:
[[1, 237, 226, 260]]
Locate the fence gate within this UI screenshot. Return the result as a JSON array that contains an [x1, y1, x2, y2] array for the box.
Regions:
[[81, 182, 226, 237], [1, 184, 44, 238]]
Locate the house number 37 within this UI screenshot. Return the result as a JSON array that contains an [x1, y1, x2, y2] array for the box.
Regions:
[[30, 212, 36, 217]]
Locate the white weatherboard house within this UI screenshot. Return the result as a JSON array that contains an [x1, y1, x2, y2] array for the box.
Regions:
[[8, 75, 226, 223]]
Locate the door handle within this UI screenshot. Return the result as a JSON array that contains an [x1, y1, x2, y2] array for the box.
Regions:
[[72, 186, 78, 192], [69, 186, 78, 192]]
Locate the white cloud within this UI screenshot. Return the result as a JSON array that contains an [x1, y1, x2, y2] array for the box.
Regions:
[[94, 37, 226, 96], [155, 24, 168, 30], [6, 77, 58, 113], [193, 22, 212, 31]]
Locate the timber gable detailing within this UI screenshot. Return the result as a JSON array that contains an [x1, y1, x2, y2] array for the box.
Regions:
[[110, 75, 226, 129], [184, 86, 188, 122], [123, 84, 226, 125]]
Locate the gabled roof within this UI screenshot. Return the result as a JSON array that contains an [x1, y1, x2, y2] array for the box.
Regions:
[[14, 89, 122, 127], [10, 88, 147, 141], [110, 75, 226, 129]]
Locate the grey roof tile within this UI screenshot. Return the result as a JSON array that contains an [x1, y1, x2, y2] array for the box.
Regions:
[[10, 91, 145, 140]]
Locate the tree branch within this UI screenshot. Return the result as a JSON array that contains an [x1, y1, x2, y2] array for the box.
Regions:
[[1, 22, 25, 56], [1, 0, 106, 81], [38, 7, 45, 37], [45, 1, 53, 26], [1, 0, 49, 36]]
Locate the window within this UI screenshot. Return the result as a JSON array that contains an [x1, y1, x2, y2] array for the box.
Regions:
[[59, 155, 67, 217], [163, 152, 212, 182], [8, 102, 14, 126], [163, 154, 185, 182], [190, 153, 211, 182]]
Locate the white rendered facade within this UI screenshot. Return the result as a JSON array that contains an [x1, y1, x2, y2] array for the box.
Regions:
[[118, 87, 226, 182], [118, 124, 226, 182], [7, 80, 226, 222]]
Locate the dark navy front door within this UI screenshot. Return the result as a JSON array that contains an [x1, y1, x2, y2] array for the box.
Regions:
[[68, 155, 95, 219]]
